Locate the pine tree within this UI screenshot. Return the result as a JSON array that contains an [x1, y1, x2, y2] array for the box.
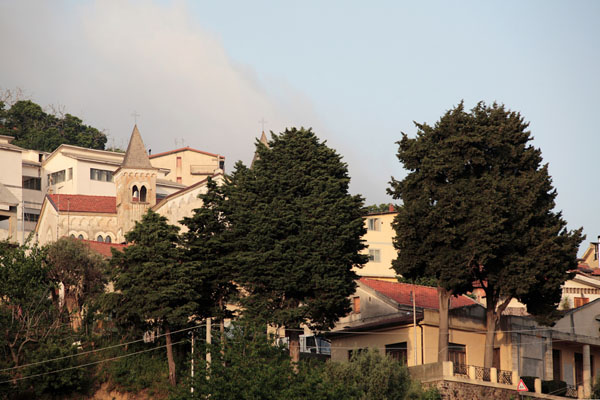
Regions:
[[108, 210, 196, 385], [389, 102, 582, 367], [226, 128, 367, 362]]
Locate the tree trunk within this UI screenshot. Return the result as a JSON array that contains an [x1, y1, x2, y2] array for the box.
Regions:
[[484, 301, 498, 368], [165, 326, 177, 386], [286, 326, 301, 365], [437, 286, 452, 363]]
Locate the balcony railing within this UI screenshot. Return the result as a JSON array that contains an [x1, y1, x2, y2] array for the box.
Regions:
[[564, 384, 578, 398], [453, 362, 468, 377], [474, 366, 491, 382], [497, 370, 512, 385]]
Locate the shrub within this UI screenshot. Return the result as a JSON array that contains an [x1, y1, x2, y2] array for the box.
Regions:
[[542, 379, 567, 396]]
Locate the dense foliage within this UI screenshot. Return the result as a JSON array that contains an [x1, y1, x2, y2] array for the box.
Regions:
[[0, 99, 107, 152], [389, 101, 583, 366], [222, 128, 367, 360], [107, 210, 199, 385]]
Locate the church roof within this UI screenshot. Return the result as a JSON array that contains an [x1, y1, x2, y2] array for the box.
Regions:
[[121, 125, 154, 169], [81, 239, 127, 258], [251, 131, 269, 168], [47, 194, 116, 214]]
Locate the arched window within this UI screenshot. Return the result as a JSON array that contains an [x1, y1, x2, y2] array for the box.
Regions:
[[105, 235, 112, 243], [97, 235, 104, 242], [78, 234, 84, 240], [132, 185, 139, 202], [70, 234, 75, 238], [140, 186, 147, 203]]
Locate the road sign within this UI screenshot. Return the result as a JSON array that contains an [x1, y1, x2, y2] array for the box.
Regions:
[[517, 379, 529, 392]]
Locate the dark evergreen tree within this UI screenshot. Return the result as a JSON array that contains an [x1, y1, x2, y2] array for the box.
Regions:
[[180, 176, 237, 337], [226, 128, 367, 362], [108, 210, 196, 385], [389, 102, 582, 367]]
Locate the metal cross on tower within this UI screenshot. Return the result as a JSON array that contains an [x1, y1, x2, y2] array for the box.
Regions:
[[259, 117, 268, 132], [131, 111, 140, 125]]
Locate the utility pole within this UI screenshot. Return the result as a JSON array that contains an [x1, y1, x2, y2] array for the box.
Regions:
[[206, 317, 212, 366], [412, 288, 417, 365], [190, 330, 195, 394]]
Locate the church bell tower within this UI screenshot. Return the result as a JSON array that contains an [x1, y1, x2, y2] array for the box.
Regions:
[[114, 125, 157, 242]]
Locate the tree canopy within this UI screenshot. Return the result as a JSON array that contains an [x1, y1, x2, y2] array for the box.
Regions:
[[0, 99, 107, 152], [224, 128, 367, 361], [108, 210, 196, 385], [389, 102, 582, 366]]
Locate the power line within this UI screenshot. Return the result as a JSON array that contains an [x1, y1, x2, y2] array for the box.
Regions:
[[0, 324, 203, 373], [0, 340, 188, 385]]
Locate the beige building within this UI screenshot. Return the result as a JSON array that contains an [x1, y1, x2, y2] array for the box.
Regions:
[[149, 147, 224, 187], [0, 135, 47, 243], [360, 209, 397, 280], [331, 278, 600, 396]]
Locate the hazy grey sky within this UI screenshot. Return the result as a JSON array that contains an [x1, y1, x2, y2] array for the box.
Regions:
[[1, 0, 599, 251]]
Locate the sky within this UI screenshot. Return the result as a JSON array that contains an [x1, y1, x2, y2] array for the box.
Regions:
[[1, 0, 599, 251]]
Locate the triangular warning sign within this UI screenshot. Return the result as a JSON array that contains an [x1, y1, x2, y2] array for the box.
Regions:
[[517, 379, 529, 392]]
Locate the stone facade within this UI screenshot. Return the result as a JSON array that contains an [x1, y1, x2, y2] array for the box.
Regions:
[[114, 169, 157, 242]]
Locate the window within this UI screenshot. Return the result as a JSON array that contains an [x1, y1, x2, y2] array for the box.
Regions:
[[132, 185, 139, 202], [368, 249, 381, 262], [47, 170, 66, 185], [105, 235, 112, 243], [97, 235, 103, 242], [386, 342, 408, 364], [22, 176, 41, 190], [68, 167, 73, 180], [90, 168, 113, 182], [140, 186, 147, 202], [574, 297, 590, 308], [77, 234, 84, 240], [367, 217, 380, 231], [24, 213, 39, 222], [70, 234, 75, 238], [352, 296, 361, 313], [219, 160, 225, 170], [348, 348, 366, 360], [448, 343, 466, 368]]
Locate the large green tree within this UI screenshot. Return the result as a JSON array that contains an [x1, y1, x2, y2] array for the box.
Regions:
[[180, 177, 238, 337], [46, 237, 107, 331], [0, 99, 107, 152], [389, 102, 582, 367], [108, 210, 197, 386], [225, 128, 367, 362]]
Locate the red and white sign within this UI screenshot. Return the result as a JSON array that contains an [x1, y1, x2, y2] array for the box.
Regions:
[[517, 379, 529, 392]]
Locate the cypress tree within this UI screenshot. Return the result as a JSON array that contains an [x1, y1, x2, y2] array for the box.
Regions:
[[227, 128, 367, 362], [389, 102, 582, 367], [109, 210, 196, 385]]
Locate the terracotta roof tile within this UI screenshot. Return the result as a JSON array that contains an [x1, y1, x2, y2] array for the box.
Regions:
[[48, 194, 116, 213], [360, 278, 477, 310], [81, 239, 127, 258]]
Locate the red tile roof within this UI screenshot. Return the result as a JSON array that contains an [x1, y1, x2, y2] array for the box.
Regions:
[[149, 146, 225, 159], [48, 194, 116, 214], [82, 239, 127, 258], [360, 278, 478, 310]]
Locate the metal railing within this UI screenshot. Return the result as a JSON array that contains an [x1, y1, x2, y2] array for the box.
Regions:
[[497, 370, 512, 385], [453, 362, 468, 377], [564, 384, 578, 398], [474, 366, 491, 382]]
